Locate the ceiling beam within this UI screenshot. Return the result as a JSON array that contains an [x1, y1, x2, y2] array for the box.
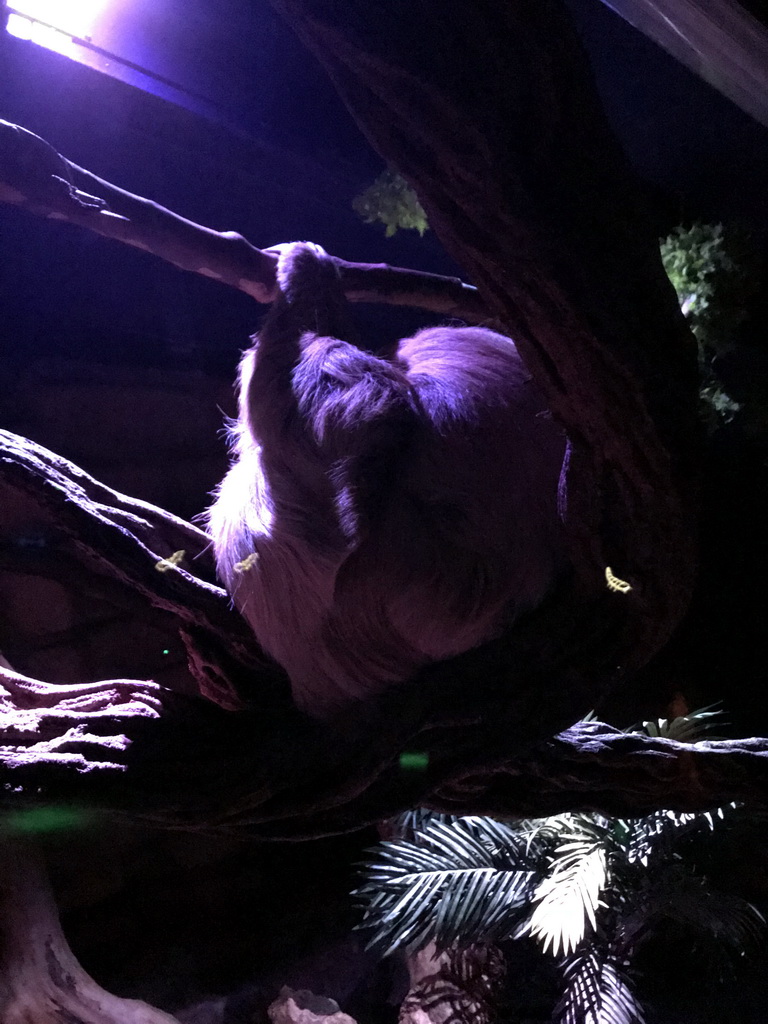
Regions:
[[600, 0, 768, 129]]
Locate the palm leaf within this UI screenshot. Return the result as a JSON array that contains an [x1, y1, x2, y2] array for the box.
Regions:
[[637, 704, 725, 742], [626, 803, 735, 866], [522, 817, 611, 956], [555, 948, 644, 1024], [355, 817, 538, 955], [393, 808, 458, 840]]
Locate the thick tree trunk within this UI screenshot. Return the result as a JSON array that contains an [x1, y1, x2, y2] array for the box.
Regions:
[[0, 842, 180, 1023]]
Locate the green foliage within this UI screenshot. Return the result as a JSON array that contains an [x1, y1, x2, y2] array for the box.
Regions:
[[660, 223, 755, 361], [660, 223, 761, 428], [555, 948, 641, 1024], [352, 170, 429, 237], [355, 709, 764, 1024]]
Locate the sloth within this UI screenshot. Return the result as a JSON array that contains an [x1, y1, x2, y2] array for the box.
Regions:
[[207, 242, 566, 717]]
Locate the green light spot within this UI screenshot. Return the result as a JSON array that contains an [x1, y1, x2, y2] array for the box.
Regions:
[[162, 648, 170, 655], [399, 751, 429, 771], [3, 806, 93, 835]]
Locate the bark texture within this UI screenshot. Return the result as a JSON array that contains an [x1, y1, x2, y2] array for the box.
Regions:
[[0, 843, 181, 1023]]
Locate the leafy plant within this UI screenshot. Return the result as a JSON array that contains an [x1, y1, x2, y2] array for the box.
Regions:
[[660, 223, 755, 361], [355, 709, 764, 1024], [352, 170, 428, 237], [660, 222, 760, 428]]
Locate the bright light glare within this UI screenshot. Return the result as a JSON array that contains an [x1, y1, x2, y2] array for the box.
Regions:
[[6, 12, 33, 40], [8, 0, 107, 39], [31, 19, 78, 55]]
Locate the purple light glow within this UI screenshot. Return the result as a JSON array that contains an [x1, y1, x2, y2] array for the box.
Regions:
[[4, 0, 225, 124]]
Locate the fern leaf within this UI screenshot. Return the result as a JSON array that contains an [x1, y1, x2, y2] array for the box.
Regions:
[[556, 949, 644, 1024]]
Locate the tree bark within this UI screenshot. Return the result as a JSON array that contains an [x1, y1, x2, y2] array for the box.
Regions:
[[0, 842, 180, 1023]]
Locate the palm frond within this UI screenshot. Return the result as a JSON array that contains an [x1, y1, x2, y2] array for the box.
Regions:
[[392, 808, 458, 840], [637, 703, 725, 742], [354, 817, 538, 955], [626, 805, 732, 866], [523, 817, 612, 956], [555, 948, 644, 1024]]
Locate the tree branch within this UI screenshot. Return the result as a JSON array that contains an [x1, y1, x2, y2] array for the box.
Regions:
[[0, 436, 764, 832], [0, 119, 489, 323], [3, 648, 768, 835], [430, 722, 768, 820]]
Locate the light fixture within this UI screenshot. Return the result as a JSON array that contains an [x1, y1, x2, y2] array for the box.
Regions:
[[3, 0, 225, 124], [6, 0, 107, 41]]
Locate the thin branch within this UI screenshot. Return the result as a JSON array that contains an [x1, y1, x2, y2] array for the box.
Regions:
[[0, 119, 490, 323]]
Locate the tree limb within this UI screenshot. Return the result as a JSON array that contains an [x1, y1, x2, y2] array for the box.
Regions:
[[3, 649, 768, 835], [430, 722, 768, 820], [0, 119, 489, 323], [0, 434, 764, 832]]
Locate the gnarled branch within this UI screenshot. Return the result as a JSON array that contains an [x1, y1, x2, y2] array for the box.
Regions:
[[0, 119, 489, 323]]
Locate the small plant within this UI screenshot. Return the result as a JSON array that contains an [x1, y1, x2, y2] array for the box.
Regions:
[[355, 709, 764, 1024], [352, 170, 428, 237]]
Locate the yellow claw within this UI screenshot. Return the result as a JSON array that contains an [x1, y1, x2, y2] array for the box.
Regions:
[[155, 550, 186, 573], [605, 566, 632, 594], [233, 552, 259, 573]]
